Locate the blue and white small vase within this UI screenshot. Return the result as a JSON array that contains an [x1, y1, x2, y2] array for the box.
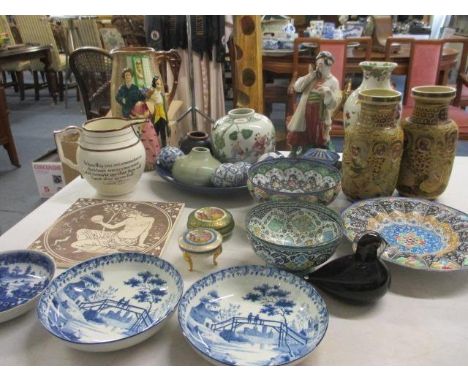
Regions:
[[158, 146, 184, 170], [212, 161, 251, 187]]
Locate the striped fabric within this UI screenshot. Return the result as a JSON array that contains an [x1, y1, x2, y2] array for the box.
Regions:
[[0, 15, 32, 72], [14, 15, 65, 71], [72, 19, 103, 49]]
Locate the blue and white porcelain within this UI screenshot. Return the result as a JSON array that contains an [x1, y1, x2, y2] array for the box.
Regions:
[[247, 158, 341, 205], [156, 162, 248, 195], [37, 252, 183, 351], [246, 201, 343, 273], [157, 146, 184, 170], [257, 151, 285, 162], [211, 162, 251, 187], [0, 250, 55, 323], [342, 197, 468, 271], [178, 265, 329, 366], [299, 148, 340, 167]]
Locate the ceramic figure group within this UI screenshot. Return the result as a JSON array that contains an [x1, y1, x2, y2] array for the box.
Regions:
[[287, 51, 342, 155]]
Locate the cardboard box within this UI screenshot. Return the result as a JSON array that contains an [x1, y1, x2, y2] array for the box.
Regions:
[[32, 150, 66, 198], [32, 134, 81, 198]]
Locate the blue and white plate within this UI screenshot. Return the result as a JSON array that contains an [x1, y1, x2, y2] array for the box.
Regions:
[[342, 197, 468, 271], [0, 250, 55, 323], [37, 252, 183, 351], [178, 265, 329, 365]]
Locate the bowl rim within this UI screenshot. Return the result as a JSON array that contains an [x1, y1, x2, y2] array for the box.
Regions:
[[340, 196, 468, 272], [246, 201, 344, 250], [177, 264, 329, 366], [36, 252, 183, 347], [247, 158, 341, 196], [0, 250, 56, 315]]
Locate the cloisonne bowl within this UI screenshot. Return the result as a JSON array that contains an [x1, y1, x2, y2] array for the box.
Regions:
[[37, 252, 183, 351], [178, 265, 329, 366], [246, 201, 344, 273], [341, 197, 468, 271], [247, 158, 341, 205], [0, 250, 55, 323]]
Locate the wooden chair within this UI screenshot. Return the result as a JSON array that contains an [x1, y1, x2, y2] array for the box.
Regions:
[[444, 37, 468, 110], [14, 16, 68, 101], [72, 19, 103, 49], [0, 15, 42, 101], [385, 37, 468, 139], [286, 38, 349, 140], [69, 47, 112, 120], [0, 84, 20, 167]]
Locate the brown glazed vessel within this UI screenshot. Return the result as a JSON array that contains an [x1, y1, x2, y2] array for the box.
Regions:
[[342, 89, 403, 201], [397, 86, 458, 199]]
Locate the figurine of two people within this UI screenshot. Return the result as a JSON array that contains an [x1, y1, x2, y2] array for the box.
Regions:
[[287, 50, 342, 156], [115, 67, 169, 171], [115, 67, 169, 147]]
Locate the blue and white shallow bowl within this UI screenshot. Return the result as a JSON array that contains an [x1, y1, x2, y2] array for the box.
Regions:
[[0, 250, 55, 323], [178, 265, 329, 366], [37, 253, 183, 351], [342, 197, 468, 271]]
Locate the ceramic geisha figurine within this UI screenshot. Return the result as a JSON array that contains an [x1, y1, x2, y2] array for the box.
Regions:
[[130, 101, 161, 171], [287, 51, 342, 156], [115, 68, 146, 118], [146, 75, 169, 146]]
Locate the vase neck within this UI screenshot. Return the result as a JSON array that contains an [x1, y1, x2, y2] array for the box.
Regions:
[[360, 74, 392, 90], [410, 99, 450, 125], [358, 102, 399, 129], [188, 147, 211, 158]]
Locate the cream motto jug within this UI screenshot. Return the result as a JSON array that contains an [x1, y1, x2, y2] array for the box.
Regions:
[[55, 117, 146, 196]]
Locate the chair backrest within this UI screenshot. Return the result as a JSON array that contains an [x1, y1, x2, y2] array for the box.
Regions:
[[443, 37, 468, 107], [385, 37, 443, 106], [73, 19, 103, 49], [14, 16, 62, 71], [0, 16, 15, 44], [69, 47, 113, 120], [292, 38, 348, 89], [346, 36, 373, 61], [154, 49, 181, 106]]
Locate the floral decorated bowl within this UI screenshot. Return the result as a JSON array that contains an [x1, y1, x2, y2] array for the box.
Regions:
[[37, 252, 183, 351], [247, 158, 341, 205], [0, 250, 55, 323], [178, 265, 329, 365], [341, 197, 468, 271], [246, 201, 344, 273]]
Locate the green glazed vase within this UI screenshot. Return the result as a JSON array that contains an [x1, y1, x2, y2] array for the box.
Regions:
[[397, 86, 458, 199], [172, 147, 221, 187]]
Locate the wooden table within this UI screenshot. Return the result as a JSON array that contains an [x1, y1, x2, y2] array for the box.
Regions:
[[0, 157, 467, 365], [0, 45, 58, 103], [263, 46, 459, 85]]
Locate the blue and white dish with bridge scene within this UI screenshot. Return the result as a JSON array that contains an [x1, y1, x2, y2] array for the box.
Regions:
[[178, 265, 328, 366], [0, 250, 55, 323], [37, 252, 183, 351]]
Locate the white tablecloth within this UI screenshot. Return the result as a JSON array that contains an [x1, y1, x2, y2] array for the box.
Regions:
[[0, 157, 467, 365]]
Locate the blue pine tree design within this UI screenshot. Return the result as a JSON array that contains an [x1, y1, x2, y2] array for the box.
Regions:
[[124, 271, 167, 314], [243, 283, 296, 355]]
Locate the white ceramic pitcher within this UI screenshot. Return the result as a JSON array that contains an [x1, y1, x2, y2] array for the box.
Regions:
[[55, 117, 146, 196]]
